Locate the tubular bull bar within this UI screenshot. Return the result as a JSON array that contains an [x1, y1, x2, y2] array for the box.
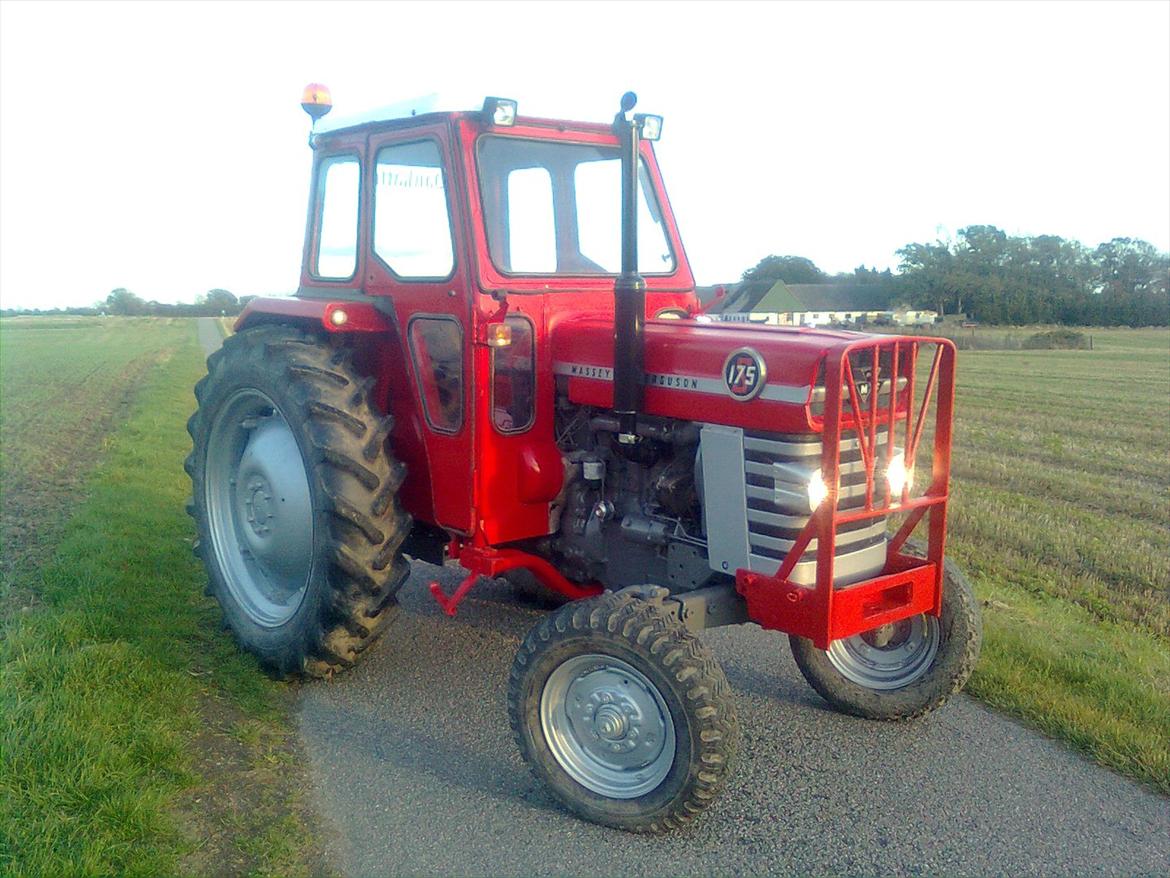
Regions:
[[736, 337, 957, 649]]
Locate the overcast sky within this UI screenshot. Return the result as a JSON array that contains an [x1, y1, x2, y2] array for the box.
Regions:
[[1, 0, 1167, 310]]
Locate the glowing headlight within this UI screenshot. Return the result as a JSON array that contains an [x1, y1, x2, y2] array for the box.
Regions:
[[807, 468, 829, 511], [886, 451, 913, 497]]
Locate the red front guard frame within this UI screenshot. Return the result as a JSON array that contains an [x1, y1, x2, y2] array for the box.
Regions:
[[736, 337, 957, 649]]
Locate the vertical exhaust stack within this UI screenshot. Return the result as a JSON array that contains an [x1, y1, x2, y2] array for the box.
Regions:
[[613, 92, 646, 442]]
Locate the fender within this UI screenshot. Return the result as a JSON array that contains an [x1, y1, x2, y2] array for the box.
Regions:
[[233, 293, 443, 535], [235, 294, 395, 335]]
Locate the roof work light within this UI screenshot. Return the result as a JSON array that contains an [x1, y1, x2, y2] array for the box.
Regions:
[[636, 113, 663, 141], [482, 97, 518, 127], [301, 83, 333, 121]]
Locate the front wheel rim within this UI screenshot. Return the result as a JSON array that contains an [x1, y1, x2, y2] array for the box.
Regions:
[[540, 654, 676, 799], [826, 615, 940, 690], [204, 388, 314, 628]]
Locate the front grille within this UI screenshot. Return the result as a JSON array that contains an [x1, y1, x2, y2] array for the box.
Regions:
[[698, 423, 888, 588], [741, 430, 887, 586]]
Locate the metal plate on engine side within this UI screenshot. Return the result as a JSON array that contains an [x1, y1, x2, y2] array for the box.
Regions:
[[699, 424, 751, 575]]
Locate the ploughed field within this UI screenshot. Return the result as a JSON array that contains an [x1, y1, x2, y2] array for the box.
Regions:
[[0, 317, 192, 588]]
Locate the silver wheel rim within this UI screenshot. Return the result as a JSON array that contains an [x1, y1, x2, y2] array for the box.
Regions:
[[826, 615, 940, 690], [204, 388, 314, 627], [540, 654, 676, 799]]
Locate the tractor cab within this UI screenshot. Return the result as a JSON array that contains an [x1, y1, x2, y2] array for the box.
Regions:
[[240, 94, 696, 548]]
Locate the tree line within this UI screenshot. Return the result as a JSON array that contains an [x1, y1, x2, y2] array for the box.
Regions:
[[1, 288, 251, 319], [741, 227, 1169, 326], [4, 227, 1166, 327]]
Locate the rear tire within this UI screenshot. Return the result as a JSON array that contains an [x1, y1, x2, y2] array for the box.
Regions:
[[508, 593, 738, 833], [186, 325, 410, 678], [789, 552, 981, 719]]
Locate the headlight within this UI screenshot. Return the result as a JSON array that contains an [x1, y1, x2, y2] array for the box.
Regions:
[[771, 462, 829, 513], [807, 468, 828, 511], [886, 451, 913, 497]]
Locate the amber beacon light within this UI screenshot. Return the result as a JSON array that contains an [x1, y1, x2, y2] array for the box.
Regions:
[[300, 83, 333, 121]]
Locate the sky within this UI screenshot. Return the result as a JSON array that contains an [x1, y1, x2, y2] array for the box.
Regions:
[[1, 0, 1167, 310]]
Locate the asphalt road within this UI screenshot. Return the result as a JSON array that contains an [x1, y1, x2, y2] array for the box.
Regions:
[[298, 567, 1169, 878], [196, 317, 224, 361], [197, 320, 1169, 876]]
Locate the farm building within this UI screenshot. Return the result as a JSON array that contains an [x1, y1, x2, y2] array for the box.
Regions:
[[704, 280, 937, 328]]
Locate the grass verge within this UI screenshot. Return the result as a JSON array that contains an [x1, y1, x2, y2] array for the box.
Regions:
[[0, 324, 324, 877], [962, 553, 1170, 794]]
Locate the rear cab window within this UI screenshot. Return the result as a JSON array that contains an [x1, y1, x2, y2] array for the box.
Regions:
[[313, 156, 361, 279]]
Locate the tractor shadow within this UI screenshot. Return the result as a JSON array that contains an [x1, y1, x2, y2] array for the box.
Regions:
[[298, 560, 843, 821], [406, 560, 822, 709]]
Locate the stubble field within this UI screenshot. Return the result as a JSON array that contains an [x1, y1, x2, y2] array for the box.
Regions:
[[941, 326, 1169, 792], [0, 317, 1167, 875]]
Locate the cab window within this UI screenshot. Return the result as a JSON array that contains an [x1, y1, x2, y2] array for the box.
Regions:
[[477, 136, 675, 276], [313, 156, 360, 279], [492, 316, 535, 433], [374, 140, 455, 279], [408, 317, 463, 433]]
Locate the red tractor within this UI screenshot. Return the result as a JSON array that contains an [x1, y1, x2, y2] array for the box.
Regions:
[[186, 87, 981, 833]]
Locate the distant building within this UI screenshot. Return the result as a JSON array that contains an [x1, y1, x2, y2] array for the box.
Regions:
[[706, 280, 936, 328]]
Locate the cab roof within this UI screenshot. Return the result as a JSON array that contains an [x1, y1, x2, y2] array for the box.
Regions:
[[311, 94, 612, 143]]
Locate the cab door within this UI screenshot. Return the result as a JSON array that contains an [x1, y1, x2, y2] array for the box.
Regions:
[[363, 124, 474, 534]]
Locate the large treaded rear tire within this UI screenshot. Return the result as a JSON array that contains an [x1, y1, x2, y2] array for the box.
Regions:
[[508, 592, 739, 833], [186, 325, 410, 678]]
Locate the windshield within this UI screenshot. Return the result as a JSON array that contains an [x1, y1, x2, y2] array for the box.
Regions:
[[477, 136, 676, 276]]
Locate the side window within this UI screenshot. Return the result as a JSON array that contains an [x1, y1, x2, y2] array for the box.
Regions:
[[314, 156, 360, 279], [408, 317, 463, 433], [374, 141, 455, 278], [505, 168, 556, 272], [492, 316, 535, 433]]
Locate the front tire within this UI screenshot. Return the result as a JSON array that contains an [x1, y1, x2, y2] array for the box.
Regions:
[[789, 553, 981, 719], [186, 325, 410, 678], [508, 593, 738, 833]]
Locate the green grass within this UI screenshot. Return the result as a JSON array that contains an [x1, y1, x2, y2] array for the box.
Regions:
[[0, 319, 319, 877], [945, 327, 1170, 793]]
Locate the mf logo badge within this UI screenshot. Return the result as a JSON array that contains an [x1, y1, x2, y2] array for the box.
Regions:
[[722, 347, 767, 401]]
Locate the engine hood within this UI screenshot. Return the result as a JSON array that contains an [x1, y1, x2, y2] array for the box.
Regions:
[[550, 317, 875, 433]]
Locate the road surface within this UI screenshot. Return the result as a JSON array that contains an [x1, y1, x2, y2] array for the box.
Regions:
[[196, 317, 224, 360], [197, 320, 1169, 876], [298, 569, 1169, 877]]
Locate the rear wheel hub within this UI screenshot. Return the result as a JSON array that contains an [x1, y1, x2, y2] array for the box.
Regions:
[[205, 389, 314, 628]]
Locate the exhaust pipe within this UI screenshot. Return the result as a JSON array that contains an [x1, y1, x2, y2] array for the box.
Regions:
[[613, 92, 647, 441]]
